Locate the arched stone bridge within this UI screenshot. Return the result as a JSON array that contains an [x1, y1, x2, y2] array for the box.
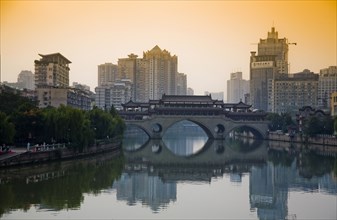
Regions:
[[125, 115, 269, 139]]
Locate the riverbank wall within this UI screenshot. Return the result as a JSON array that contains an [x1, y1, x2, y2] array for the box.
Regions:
[[267, 133, 337, 147], [0, 138, 122, 168]]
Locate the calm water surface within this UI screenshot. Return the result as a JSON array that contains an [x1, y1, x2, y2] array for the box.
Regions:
[[1, 122, 336, 219]]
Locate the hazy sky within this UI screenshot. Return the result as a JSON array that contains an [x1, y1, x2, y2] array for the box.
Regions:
[[1, 1, 336, 96]]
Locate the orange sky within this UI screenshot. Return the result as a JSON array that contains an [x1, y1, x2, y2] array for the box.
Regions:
[[1, 1, 336, 96]]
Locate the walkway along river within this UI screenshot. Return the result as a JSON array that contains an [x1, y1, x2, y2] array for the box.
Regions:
[[0, 137, 122, 168]]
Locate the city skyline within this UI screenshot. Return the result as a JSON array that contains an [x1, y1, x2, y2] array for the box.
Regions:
[[1, 1, 336, 95]]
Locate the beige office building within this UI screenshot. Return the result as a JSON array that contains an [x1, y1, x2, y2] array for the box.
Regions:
[[272, 70, 319, 114], [34, 53, 71, 88], [331, 92, 337, 116], [227, 72, 249, 103], [318, 66, 337, 109], [98, 63, 118, 86], [143, 45, 178, 100], [250, 27, 290, 112], [118, 54, 148, 102]]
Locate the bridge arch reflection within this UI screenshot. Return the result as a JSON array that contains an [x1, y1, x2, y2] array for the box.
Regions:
[[123, 138, 268, 165]]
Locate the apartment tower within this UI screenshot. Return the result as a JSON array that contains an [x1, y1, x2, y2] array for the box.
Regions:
[[250, 27, 289, 111], [34, 53, 71, 88]]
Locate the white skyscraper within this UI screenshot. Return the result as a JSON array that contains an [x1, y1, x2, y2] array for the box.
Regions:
[[227, 72, 249, 103]]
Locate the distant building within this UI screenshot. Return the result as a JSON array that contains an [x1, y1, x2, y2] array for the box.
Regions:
[[95, 79, 132, 110], [72, 82, 90, 92], [187, 87, 194, 95], [18, 70, 35, 90], [318, 66, 337, 109], [34, 53, 71, 88], [176, 73, 187, 95], [98, 63, 118, 86], [118, 54, 147, 102], [272, 69, 319, 114], [331, 92, 337, 116], [72, 82, 95, 108], [250, 27, 290, 112], [204, 91, 224, 100], [143, 45, 178, 100], [227, 72, 249, 103], [36, 86, 91, 110]]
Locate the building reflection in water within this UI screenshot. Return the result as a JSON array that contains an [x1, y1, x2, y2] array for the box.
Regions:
[[112, 172, 176, 212], [120, 124, 337, 217]]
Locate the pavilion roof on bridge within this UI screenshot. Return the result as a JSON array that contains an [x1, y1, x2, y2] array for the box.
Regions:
[[223, 101, 252, 109], [160, 94, 219, 104], [122, 100, 149, 108]]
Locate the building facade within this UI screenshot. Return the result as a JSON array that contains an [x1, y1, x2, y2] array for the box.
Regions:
[[143, 45, 178, 100], [118, 54, 148, 102], [34, 53, 71, 88], [272, 70, 319, 114], [318, 66, 337, 109], [95, 79, 132, 110], [98, 63, 118, 86], [227, 72, 249, 103], [331, 92, 337, 116], [17, 70, 35, 90], [176, 72, 187, 95], [204, 91, 224, 101], [187, 87, 194, 95], [36, 86, 92, 110], [250, 27, 289, 112]]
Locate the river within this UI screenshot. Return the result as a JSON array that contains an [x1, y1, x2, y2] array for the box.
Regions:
[[1, 121, 336, 219]]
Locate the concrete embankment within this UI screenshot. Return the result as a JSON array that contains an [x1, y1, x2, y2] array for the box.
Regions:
[[0, 141, 121, 168], [267, 133, 337, 147]]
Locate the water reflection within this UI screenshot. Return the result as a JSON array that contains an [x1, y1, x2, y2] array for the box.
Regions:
[[0, 152, 124, 217], [1, 136, 336, 219], [162, 120, 208, 156], [122, 144, 337, 218], [112, 172, 176, 213], [123, 125, 149, 151]]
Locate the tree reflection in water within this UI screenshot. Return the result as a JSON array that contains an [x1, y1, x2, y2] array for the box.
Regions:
[[0, 152, 124, 217]]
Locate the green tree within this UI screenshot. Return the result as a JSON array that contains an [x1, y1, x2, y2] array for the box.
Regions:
[[334, 116, 337, 136], [303, 116, 320, 137], [0, 112, 15, 144], [0, 91, 37, 115], [88, 107, 115, 140], [266, 113, 282, 131], [11, 108, 44, 144]]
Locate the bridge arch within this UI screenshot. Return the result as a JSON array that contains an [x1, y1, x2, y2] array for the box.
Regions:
[[226, 124, 267, 139], [162, 118, 214, 139], [124, 123, 152, 139]]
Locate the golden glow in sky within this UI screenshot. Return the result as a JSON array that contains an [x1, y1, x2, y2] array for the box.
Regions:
[[1, 1, 336, 95]]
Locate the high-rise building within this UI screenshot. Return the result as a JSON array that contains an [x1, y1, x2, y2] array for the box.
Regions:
[[116, 46, 180, 102], [95, 79, 132, 110], [34, 53, 71, 88], [257, 27, 289, 75], [187, 87, 194, 95], [272, 69, 319, 114], [204, 91, 224, 101], [72, 82, 90, 92], [331, 92, 337, 116], [318, 66, 337, 109], [227, 72, 249, 103], [250, 27, 289, 112], [143, 45, 178, 100], [98, 63, 118, 86], [118, 54, 148, 102], [17, 70, 35, 90], [176, 72, 187, 95]]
